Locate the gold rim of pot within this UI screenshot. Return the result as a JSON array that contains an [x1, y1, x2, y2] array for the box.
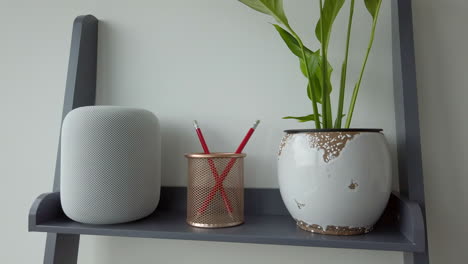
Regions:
[[185, 152, 247, 159]]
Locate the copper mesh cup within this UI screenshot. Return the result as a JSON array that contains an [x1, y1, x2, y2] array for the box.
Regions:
[[185, 152, 245, 228]]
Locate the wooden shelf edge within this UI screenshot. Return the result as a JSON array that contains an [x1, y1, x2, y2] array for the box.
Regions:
[[393, 192, 426, 252], [29, 192, 61, 228], [29, 187, 426, 253]]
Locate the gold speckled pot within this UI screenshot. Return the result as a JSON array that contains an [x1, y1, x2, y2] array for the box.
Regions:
[[277, 129, 392, 235]]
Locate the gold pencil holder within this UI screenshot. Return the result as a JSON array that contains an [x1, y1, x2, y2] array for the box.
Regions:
[[185, 152, 245, 228]]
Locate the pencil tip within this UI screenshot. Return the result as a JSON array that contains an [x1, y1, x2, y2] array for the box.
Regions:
[[253, 120, 260, 129], [193, 120, 199, 129]]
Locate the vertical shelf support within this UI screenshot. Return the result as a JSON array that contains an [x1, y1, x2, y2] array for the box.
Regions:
[[43, 15, 98, 264], [392, 0, 429, 264]]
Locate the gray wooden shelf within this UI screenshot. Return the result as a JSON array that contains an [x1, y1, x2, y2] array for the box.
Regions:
[[29, 187, 425, 252], [29, 0, 431, 263]]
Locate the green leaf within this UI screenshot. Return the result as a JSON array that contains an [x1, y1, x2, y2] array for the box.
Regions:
[[301, 59, 321, 103], [315, 59, 333, 94], [273, 25, 316, 57], [283, 114, 320, 123], [299, 49, 321, 77], [364, 0, 380, 19], [315, 0, 345, 51], [301, 55, 333, 105], [272, 25, 328, 106], [335, 0, 355, 129], [334, 113, 346, 124], [345, 0, 382, 128], [239, 0, 290, 26], [272, 24, 302, 57], [306, 83, 313, 101], [239, 0, 322, 129]]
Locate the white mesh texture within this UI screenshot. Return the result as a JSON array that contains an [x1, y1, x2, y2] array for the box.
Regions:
[[60, 106, 161, 224]]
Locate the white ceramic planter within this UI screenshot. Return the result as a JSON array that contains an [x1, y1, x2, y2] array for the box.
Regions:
[[278, 129, 392, 235]]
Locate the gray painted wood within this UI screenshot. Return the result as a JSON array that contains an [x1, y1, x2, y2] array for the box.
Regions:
[[44, 14, 98, 264], [29, 187, 425, 252], [392, 0, 429, 263], [52, 15, 98, 192], [157, 186, 290, 216], [44, 234, 80, 264]]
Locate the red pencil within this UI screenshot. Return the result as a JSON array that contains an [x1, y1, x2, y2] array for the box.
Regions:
[[198, 120, 260, 215], [193, 121, 233, 215]]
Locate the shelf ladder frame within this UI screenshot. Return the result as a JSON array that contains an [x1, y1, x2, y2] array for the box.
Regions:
[[43, 0, 429, 262], [44, 15, 97, 264], [392, 1, 429, 263]]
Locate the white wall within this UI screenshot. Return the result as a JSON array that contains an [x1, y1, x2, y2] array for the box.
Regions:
[[412, 0, 468, 263], [0, 0, 465, 263]]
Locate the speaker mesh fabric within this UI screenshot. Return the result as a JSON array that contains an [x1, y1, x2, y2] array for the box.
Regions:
[[61, 106, 161, 224]]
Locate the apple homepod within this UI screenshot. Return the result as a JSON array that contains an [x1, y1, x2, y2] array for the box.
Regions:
[[60, 106, 161, 224]]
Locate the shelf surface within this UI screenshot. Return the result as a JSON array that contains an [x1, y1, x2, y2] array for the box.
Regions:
[[29, 187, 425, 252]]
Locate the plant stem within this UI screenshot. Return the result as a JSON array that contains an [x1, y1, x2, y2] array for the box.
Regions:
[[319, 0, 329, 128], [344, 0, 382, 128], [288, 28, 322, 129], [335, 0, 355, 129]]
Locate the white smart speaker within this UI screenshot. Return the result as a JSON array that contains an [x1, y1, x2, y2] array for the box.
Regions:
[[60, 106, 161, 224]]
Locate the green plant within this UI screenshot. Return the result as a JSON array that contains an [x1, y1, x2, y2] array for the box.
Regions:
[[239, 0, 382, 129]]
